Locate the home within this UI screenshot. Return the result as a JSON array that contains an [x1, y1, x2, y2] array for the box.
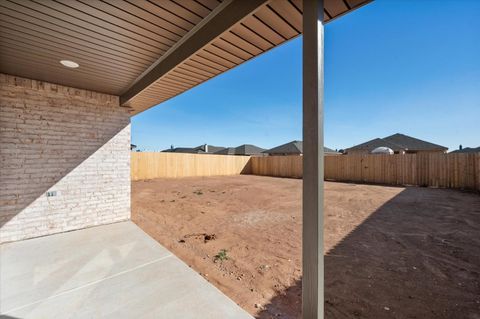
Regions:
[[345, 133, 448, 155], [214, 144, 265, 156], [162, 144, 225, 154], [450, 145, 480, 153], [263, 140, 340, 156]]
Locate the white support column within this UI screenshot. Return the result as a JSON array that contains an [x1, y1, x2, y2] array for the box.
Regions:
[[302, 0, 324, 318]]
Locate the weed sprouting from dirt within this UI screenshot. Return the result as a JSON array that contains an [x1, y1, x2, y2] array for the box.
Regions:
[[214, 249, 228, 262]]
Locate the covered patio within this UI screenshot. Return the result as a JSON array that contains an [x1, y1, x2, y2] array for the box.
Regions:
[[1, 221, 252, 318], [0, 0, 371, 318]]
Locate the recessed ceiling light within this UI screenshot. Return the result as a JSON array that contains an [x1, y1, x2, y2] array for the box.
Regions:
[[60, 60, 79, 68]]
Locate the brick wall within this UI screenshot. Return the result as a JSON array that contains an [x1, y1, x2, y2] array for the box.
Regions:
[[0, 74, 131, 242]]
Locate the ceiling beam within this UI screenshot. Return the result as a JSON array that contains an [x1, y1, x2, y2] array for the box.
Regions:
[[120, 0, 268, 106]]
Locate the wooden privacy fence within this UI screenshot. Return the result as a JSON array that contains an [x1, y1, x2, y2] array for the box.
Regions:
[[324, 153, 480, 190], [250, 153, 480, 191], [131, 152, 480, 191], [131, 152, 251, 180], [250, 155, 303, 178], [325, 154, 418, 185]]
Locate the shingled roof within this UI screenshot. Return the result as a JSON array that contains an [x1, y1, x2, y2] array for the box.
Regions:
[[215, 144, 265, 155], [263, 141, 303, 155], [235, 144, 265, 155], [215, 147, 236, 155], [383, 133, 448, 152], [263, 141, 339, 155], [324, 147, 341, 154], [450, 146, 480, 154], [345, 137, 406, 153], [346, 133, 448, 153], [162, 144, 225, 154]]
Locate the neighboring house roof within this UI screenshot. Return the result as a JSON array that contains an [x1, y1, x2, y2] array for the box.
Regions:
[[162, 144, 225, 154], [345, 138, 405, 153], [383, 133, 448, 152], [346, 133, 448, 153], [235, 144, 265, 155], [264, 141, 338, 155], [264, 140, 303, 155], [215, 147, 236, 155], [198, 144, 225, 154], [214, 144, 265, 155], [162, 147, 201, 154], [450, 146, 480, 154], [324, 147, 341, 154]]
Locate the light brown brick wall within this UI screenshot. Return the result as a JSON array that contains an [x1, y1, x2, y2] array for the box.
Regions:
[[0, 74, 131, 242]]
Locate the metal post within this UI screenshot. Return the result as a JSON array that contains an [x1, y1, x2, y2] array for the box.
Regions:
[[302, 0, 324, 318]]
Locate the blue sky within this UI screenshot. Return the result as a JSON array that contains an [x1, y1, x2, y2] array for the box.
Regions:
[[132, 0, 480, 152]]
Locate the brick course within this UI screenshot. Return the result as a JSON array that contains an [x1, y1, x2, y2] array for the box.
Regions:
[[0, 74, 131, 242]]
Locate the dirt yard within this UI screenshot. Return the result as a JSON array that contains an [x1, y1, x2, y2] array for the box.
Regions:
[[132, 175, 480, 319]]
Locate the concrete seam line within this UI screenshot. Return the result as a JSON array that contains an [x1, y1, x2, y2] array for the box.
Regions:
[[2, 254, 173, 315]]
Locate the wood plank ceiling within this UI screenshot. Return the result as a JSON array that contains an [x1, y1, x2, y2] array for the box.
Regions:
[[0, 0, 371, 115]]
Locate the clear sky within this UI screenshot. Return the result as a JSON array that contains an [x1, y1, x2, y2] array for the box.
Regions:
[[132, 0, 480, 152]]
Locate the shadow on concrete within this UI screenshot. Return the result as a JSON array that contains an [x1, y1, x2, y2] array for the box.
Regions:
[[257, 187, 480, 319]]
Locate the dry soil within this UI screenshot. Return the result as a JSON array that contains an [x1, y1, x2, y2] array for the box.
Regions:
[[132, 175, 480, 319]]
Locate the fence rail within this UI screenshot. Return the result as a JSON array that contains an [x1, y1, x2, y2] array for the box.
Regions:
[[132, 152, 480, 191], [131, 152, 251, 180]]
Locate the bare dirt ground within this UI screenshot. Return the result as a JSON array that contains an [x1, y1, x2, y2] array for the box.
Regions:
[[132, 175, 480, 319]]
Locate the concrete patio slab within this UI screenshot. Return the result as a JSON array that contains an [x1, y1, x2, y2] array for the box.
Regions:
[[0, 221, 253, 319]]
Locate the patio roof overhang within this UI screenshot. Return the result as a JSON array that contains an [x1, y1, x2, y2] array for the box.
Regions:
[[0, 0, 370, 115]]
